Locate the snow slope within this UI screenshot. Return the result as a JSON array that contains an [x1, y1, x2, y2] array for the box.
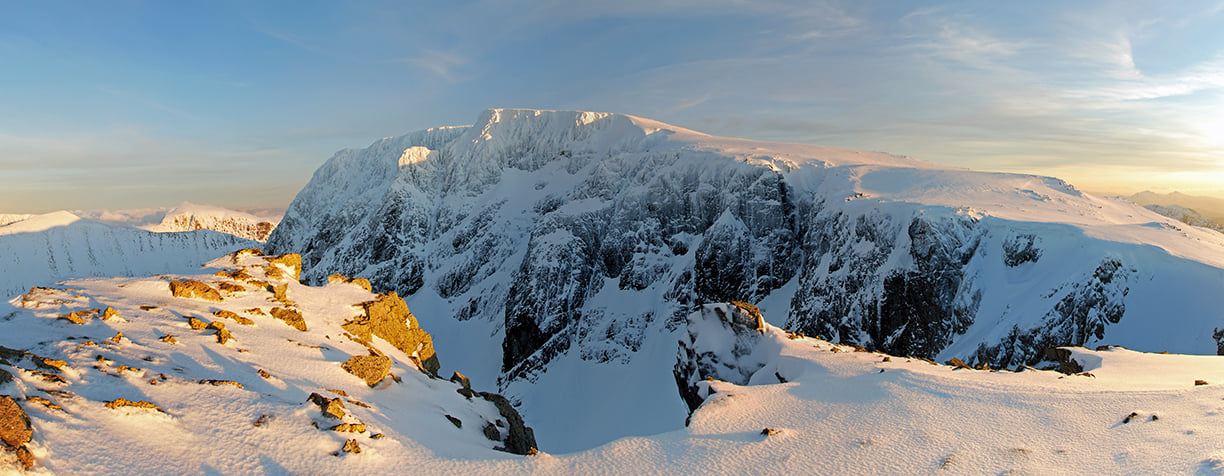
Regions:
[[0, 211, 256, 299], [0, 250, 532, 473], [268, 108, 1224, 452], [7, 287, 1224, 474], [1143, 204, 1224, 233]]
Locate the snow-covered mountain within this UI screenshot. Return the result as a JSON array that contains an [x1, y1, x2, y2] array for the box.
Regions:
[[71, 202, 282, 242], [0, 211, 257, 299], [268, 108, 1224, 452], [141, 203, 280, 241], [0, 249, 535, 472], [1143, 204, 1224, 233]]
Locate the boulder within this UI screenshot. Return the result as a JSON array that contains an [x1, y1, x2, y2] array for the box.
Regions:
[[213, 310, 254, 326], [307, 393, 346, 419], [169, 280, 223, 302], [58, 308, 100, 324], [0, 396, 32, 448], [101, 307, 122, 321], [344, 292, 438, 375], [187, 317, 209, 330], [270, 307, 307, 331], [263, 254, 302, 282], [341, 439, 361, 454], [341, 355, 392, 387]]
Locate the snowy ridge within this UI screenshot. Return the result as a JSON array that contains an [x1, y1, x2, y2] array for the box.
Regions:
[[1144, 204, 1224, 233], [268, 108, 1224, 451], [142, 203, 280, 241], [0, 211, 257, 299]]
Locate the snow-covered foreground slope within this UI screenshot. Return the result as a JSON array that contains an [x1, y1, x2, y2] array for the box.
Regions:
[[268, 108, 1224, 452], [6, 269, 1224, 474], [0, 250, 535, 473], [0, 211, 257, 299]]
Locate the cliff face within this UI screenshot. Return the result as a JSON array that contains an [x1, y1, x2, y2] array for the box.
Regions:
[[268, 108, 1224, 450]]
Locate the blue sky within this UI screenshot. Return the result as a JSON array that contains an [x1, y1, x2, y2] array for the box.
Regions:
[[3, 1, 1224, 212]]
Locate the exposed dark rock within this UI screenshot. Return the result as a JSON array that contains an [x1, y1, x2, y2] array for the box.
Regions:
[[1002, 234, 1041, 267], [482, 422, 500, 441], [1195, 379, 1209, 386], [445, 414, 462, 428], [945, 357, 971, 369], [0, 346, 65, 373], [478, 392, 538, 455], [1044, 348, 1084, 374], [341, 438, 361, 454], [307, 393, 346, 419], [675, 303, 774, 412]]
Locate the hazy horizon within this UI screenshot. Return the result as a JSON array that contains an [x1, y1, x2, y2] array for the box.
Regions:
[[4, 1, 1224, 212]]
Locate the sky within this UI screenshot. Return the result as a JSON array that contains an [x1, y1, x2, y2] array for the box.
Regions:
[[2, 0, 1224, 213]]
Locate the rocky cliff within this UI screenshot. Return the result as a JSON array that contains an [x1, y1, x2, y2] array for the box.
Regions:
[[268, 108, 1224, 450]]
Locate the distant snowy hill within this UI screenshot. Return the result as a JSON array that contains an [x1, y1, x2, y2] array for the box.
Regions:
[[1142, 204, 1224, 233], [1128, 191, 1224, 224], [0, 211, 256, 299], [268, 108, 1224, 452], [72, 202, 283, 242]]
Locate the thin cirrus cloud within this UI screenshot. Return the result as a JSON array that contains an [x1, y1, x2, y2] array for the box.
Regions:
[[3, 1, 1224, 213]]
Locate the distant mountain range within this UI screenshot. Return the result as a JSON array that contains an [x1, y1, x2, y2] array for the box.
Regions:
[[1127, 191, 1224, 227]]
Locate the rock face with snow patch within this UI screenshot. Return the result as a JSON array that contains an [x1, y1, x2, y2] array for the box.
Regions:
[[674, 302, 773, 412], [268, 108, 1224, 447]]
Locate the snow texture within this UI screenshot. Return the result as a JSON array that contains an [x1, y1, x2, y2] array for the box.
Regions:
[[269, 108, 1224, 452]]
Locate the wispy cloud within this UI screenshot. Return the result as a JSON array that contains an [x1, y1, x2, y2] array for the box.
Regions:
[[399, 49, 470, 82]]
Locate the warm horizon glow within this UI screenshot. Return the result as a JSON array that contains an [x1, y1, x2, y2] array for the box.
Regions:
[[3, 1, 1224, 213]]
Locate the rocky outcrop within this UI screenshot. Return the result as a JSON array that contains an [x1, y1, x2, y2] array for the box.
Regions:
[[307, 393, 346, 419], [169, 280, 223, 302], [0, 396, 34, 469], [263, 254, 302, 282], [478, 392, 538, 455], [674, 302, 775, 412], [328, 274, 373, 292], [343, 292, 438, 375], [342, 355, 392, 386], [267, 108, 1224, 402], [270, 307, 307, 331]]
